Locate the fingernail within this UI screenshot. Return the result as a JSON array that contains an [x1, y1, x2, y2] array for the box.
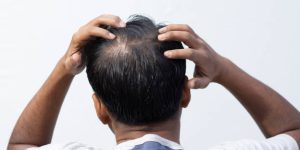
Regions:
[[159, 27, 166, 33], [164, 51, 171, 57], [119, 21, 126, 27], [109, 33, 116, 39], [158, 35, 165, 40]]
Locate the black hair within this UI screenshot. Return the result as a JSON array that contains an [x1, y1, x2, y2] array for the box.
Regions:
[[84, 15, 186, 125]]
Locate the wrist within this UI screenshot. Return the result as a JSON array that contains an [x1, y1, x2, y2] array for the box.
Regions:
[[213, 56, 235, 85], [56, 57, 76, 78]]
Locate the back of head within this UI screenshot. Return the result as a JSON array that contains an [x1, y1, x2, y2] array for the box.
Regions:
[[84, 15, 186, 125]]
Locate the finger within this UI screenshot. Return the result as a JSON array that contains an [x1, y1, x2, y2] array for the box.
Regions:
[[72, 26, 115, 45], [164, 48, 196, 62], [159, 24, 194, 34], [158, 31, 201, 48], [89, 27, 116, 39], [188, 77, 210, 89], [89, 14, 126, 28]]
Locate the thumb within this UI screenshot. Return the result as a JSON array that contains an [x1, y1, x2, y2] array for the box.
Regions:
[[188, 77, 210, 89]]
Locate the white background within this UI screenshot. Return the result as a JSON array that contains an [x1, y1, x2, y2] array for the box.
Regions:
[[0, 0, 299, 149]]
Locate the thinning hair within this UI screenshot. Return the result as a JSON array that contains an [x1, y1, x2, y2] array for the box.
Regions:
[[84, 15, 186, 125]]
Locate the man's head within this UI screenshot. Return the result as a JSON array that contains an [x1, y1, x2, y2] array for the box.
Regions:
[[84, 15, 190, 126]]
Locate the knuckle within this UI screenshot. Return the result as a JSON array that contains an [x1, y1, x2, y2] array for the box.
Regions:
[[182, 32, 191, 40], [87, 28, 94, 35], [165, 25, 174, 31], [200, 83, 209, 89], [187, 49, 194, 56], [112, 19, 121, 25], [97, 14, 113, 21], [103, 15, 121, 25], [193, 38, 205, 49], [78, 26, 87, 33], [99, 14, 108, 18], [190, 34, 198, 41], [72, 32, 80, 42], [186, 49, 194, 59], [201, 51, 210, 59], [183, 24, 190, 28], [192, 51, 202, 62], [78, 25, 85, 31], [183, 24, 194, 32], [195, 37, 202, 42], [95, 15, 105, 22], [112, 16, 121, 22], [168, 24, 176, 30], [95, 17, 104, 24], [168, 32, 175, 37], [80, 27, 89, 34], [186, 25, 192, 30]]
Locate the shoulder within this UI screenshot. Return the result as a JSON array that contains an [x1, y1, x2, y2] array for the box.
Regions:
[[208, 134, 299, 150], [26, 142, 102, 150], [25, 134, 299, 150]]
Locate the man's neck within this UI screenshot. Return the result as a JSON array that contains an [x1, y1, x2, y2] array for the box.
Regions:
[[111, 117, 181, 144]]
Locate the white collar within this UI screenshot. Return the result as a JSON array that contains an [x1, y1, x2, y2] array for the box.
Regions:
[[114, 134, 183, 150]]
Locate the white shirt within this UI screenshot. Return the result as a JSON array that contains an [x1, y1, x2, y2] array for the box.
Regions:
[[27, 134, 299, 150]]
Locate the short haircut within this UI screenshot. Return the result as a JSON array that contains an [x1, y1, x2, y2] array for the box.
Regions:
[[84, 15, 186, 125]]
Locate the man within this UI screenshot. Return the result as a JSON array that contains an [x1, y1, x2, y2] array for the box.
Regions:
[[7, 14, 300, 150]]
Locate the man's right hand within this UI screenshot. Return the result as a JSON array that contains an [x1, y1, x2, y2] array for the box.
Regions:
[[7, 14, 126, 150], [63, 14, 126, 76], [158, 24, 227, 89]]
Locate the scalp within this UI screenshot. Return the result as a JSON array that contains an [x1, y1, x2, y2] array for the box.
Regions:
[[83, 15, 186, 125]]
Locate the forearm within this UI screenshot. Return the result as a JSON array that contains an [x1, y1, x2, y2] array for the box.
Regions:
[[217, 58, 300, 137], [8, 58, 74, 147], [7, 15, 124, 150]]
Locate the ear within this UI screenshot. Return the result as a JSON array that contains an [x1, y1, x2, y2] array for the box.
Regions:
[[181, 76, 191, 108], [92, 93, 111, 124]]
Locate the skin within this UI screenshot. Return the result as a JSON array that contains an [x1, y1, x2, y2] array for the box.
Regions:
[[8, 14, 300, 150]]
